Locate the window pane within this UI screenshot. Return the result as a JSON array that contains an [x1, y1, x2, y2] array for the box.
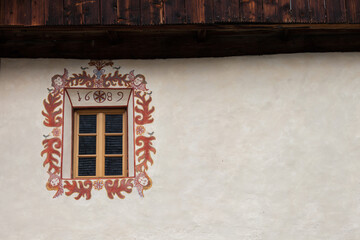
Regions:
[[79, 115, 96, 133], [105, 157, 123, 176], [79, 136, 96, 155], [78, 157, 96, 176], [105, 136, 123, 154], [105, 114, 123, 133]]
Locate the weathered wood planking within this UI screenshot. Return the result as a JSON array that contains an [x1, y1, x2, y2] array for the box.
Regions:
[[326, 0, 346, 23], [1, 0, 360, 25], [81, 0, 100, 24], [45, 0, 64, 25], [239, 0, 262, 22], [32, 0, 45, 25], [19, 0, 32, 25], [164, 0, 186, 24], [64, 0, 100, 25], [119, 0, 142, 25], [101, 0, 117, 24], [186, 0, 204, 23], [102, 0, 141, 25], [3, 1, 18, 25], [263, 0, 278, 22], [291, 0, 310, 22], [186, 0, 215, 23], [263, 0, 292, 22], [347, 0, 360, 23], [0, 0, 5, 25], [64, 0, 81, 25], [214, 0, 239, 22], [278, 0, 292, 22], [309, 0, 326, 23], [4, 0, 32, 25], [140, 0, 163, 24], [204, 0, 214, 22]]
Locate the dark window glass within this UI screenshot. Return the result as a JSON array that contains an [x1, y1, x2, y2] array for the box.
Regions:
[[105, 136, 122, 154], [79, 115, 97, 133], [79, 136, 96, 155], [105, 157, 123, 176], [78, 157, 96, 176], [105, 114, 123, 133]]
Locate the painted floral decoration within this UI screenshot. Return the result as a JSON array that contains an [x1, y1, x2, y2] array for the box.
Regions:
[[51, 128, 61, 137], [94, 78, 103, 88], [136, 126, 146, 135], [42, 60, 156, 200], [134, 172, 152, 198], [128, 70, 148, 91], [46, 171, 64, 199], [51, 69, 68, 93], [93, 180, 104, 190]]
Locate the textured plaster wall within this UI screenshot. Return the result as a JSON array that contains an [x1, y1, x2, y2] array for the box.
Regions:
[[1, 53, 360, 240]]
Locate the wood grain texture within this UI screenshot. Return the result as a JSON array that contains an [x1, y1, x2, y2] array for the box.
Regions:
[[309, 0, 326, 23], [185, 0, 205, 23], [263, 0, 278, 22], [32, 0, 45, 25], [4, 1, 17, 25], [214, 0, 239, 22], [239, 0, 262, 22], [0, 0, 5, 25], [347, 0, 360, 23], [141, 0, 163, 25], [117, 0, 141, 25], [2, 0, 360, 26], [64, 0, 100, 25], [204, 0, 214, 22], [45, 0, 64, 25], [101, 0, 117, 24], [164, 0, 186, 24], [82, 0, 100, 24], [19, 0, 32, 25], [4, 0, 32, 25], [326, 0, 346, 23], [278, 0, 292, 22], [64, 0, 81, 25], [291, 0, 310, 23]]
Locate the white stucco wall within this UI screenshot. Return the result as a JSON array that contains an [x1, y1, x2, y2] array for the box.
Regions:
[[1, 53, 360, 239]]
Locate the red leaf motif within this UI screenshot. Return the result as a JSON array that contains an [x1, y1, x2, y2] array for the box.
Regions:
[[134, 91, 154, 125], [135, 136, 156, 172], [41, 137, 61, 174], [105, 179, 133, 199], [42, 92, 63, 127], [68, 71, 95, 87], [103, 71, 130, 87], [64, 180, 92, 200]]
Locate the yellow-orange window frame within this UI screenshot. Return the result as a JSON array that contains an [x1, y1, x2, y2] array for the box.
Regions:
[[73, 108, 128, 178]]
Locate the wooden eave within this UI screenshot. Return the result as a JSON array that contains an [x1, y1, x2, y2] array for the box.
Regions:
[[0, 24, 360, 59]]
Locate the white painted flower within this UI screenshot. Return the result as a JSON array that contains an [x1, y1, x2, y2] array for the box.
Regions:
[[54, 77, 63, 86], [50, 177, 60, 186], [138, 176, 148, 186]]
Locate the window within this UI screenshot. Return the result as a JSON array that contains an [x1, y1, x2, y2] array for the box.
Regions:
[[61, 88, 135, 180], [73, 108, 128, 178]]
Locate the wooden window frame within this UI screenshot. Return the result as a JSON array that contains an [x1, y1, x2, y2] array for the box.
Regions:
[[73, 108, 128, 179]]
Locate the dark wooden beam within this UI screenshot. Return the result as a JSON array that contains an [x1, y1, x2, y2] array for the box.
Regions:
[[0, 24, 360, 59]]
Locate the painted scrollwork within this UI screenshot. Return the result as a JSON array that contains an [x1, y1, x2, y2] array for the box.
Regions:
[[64, 180, 93, 200], [41, 60, 156, 200], [105, 179, 134, 199]]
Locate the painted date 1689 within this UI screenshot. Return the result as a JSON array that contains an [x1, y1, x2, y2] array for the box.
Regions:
[[77, 90, 124, 103]]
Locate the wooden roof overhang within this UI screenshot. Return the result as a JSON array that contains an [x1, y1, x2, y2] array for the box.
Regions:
[[1, 0, 360, 59], [1, 24, 360, 59]]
